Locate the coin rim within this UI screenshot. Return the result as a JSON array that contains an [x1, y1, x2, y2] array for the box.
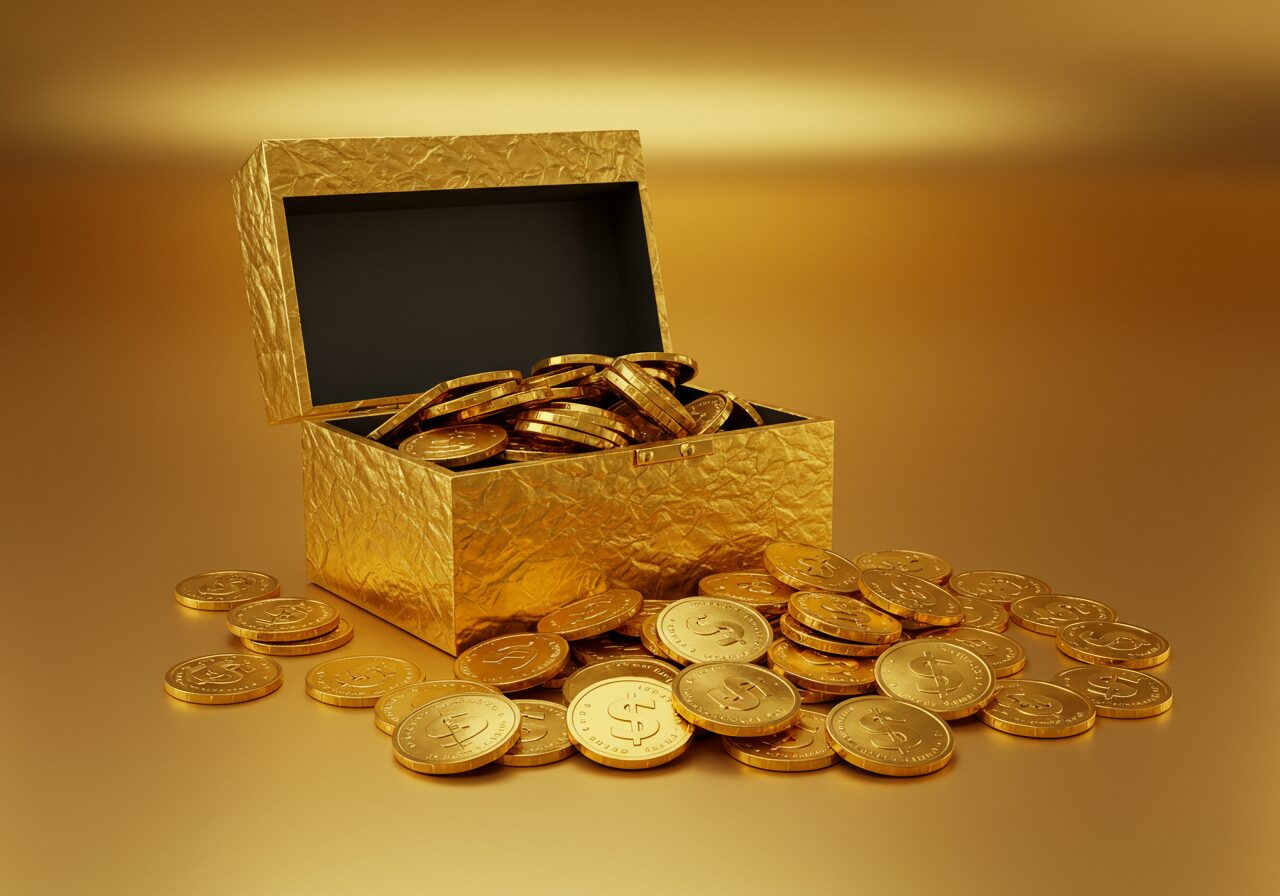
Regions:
[[1055, 620, 1171, 668], [226, 598, 341, 642], [241, 617, 354, 656], [789, 591, 903, 643]]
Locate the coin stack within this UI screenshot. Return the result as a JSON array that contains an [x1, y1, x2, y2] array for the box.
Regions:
[[364, 352, 765, 468], [164, 569, 354, 704]]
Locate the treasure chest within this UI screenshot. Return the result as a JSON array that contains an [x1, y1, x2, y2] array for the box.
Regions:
[[232, 130, 834, 655]]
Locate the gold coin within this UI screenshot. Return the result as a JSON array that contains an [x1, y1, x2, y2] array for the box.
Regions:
[[399, 424, 507, 467], [825, 696, 955, 777], [454, 632, 572, 691], [617, 599, 672, 637], [226, 598, 340, 642], [1056, 620, 1170, 668], [655, 597, 773, 665], [516, 409, 630, 446], [512, 419, 618, 450], [912, 627, 1027, 678], [455, 387, 558, 422], [788, 591, 902, 643], [497, 699, 577, 766], [684, 392, 732, 435], [520, 365, 597, 391], [873, 640, 996, 720], [640, 615, 683, 663], [536, 588, 643, 640], [859, 569, 965, 626], [980, 680, 1097, 738], [719, 389, 765, 427], [418, 379, 523, 423], [762, 542, 861, 593], [393, 692, 523, 774], [671, 662, 800, 736], [305, 655, 422, 707], [367, 369, 522, 443], [777, 614, 893, 657], [373, 679, 502, 735], [540, 402, 640, 440], [955, 594, 1010, 632], [617, 351, 699, 384], [530, 354, 614, 375], [566, 677, 694, 769], [241, 617, 354, 656], [605, 358, 698, 436], [605, 400, 668, 442], [1011, 594, 1119, 636], [174, 570, 280, 611], [854, 549, 952, 586], [572, 632, 660, 665], [1052, 667, 1173, 719], [721, 709, 836, 772], [562, 657, 681, 703], [948, 570, 1052, 608], [163, 653, 282, 704], [767, 640, 878, 695], [698, 571, 795, 615]]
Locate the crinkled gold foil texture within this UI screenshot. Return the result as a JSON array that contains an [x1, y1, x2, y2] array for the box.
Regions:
[[233, 131, 670, 423], [303, 416, 833, 654], [303, 421, 455, 649]]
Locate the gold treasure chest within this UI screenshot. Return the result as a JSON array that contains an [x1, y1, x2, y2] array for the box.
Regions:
[[232, 130, 834, 655]]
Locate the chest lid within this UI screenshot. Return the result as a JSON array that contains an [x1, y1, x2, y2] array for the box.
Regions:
[[232, 131, 671, 424]]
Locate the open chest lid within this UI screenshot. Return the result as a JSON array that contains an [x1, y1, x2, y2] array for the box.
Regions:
[[232, 130, 671, 424]]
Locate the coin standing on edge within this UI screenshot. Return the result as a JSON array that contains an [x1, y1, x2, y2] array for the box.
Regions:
[[825, 696, 955, 777], [498, 699, 577, 767], [241, 617, 355, 656], [948, 570, 1052, 608], [763, 542, 862, 593], [536, 588, 643, 640], [655, 597, 773, 665], [305, 656, 422, 707], [1051, 667, 1173, 719], [174, 570, 280, 611], [566, 676, 694, 769], [226, 597, 341, 642], [454, 632, 572, 691], [164, 654, 283, 705], [671, 662, 801, 736], [874, 640, 996, 720], [980, 680, 1097, 738], [393, 692, 523, 774], [373, 679, 503, 735], [722, 709, 836, 772], [1056, 620, 1171, 668]]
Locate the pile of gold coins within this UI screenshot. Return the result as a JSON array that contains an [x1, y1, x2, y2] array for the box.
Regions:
[[165, 543, 1172, 777], [365, 351, 764, 466]]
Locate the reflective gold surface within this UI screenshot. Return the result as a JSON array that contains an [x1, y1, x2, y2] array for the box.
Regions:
[[5, 6, 1280, 887]]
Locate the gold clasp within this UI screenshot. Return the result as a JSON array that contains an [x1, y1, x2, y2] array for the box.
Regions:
[[633, 438, 715, 466]]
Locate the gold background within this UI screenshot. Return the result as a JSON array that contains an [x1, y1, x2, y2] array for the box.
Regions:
[[3, 3, 1277, 893]]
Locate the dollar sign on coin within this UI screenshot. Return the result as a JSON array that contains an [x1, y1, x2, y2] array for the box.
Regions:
[[483, 641, 537, 669], [1079, 628, 1150, 651], [799, 557, 839, 579], [1085, 670, 1142, 701], [820, 600, 871, 628], [609, 692, 659, 746], [859, 708, 922, 754], [996, 688, 1063, 717], [426, 711, 489, 746], [909, 651, 962, 697], [775, 715, 821, 751], [520, 709, 549, 743], [191, 660, 246, 685], [707, 676, 766, 711], [563, 597, 617, 625], [687, 614, 746, 646]]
